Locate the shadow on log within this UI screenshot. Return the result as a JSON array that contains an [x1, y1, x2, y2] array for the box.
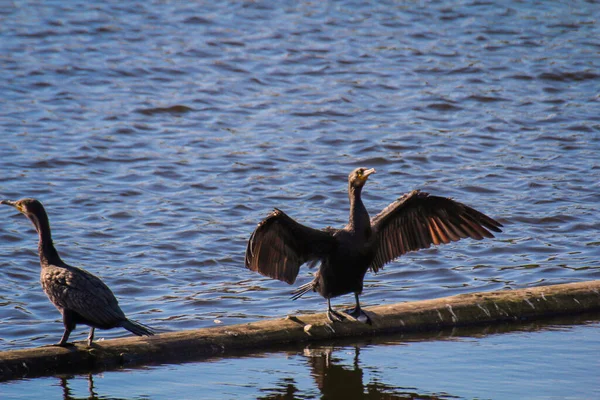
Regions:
[[1, 280, 599, 381]]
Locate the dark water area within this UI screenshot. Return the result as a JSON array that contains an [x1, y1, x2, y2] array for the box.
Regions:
[[0, 0, 599, 396]]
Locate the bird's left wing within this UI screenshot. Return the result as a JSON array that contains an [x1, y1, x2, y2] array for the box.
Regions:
[[245, 209, 338, 284], [368, 190, 502, 273]]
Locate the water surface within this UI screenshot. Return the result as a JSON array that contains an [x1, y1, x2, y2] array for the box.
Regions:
[[0, 0, 599, 395]]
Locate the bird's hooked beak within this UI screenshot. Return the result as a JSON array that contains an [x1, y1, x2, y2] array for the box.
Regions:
[[352, 167, 376, 187], [363, 168, 376, 179], [1, 200, 20, 211]]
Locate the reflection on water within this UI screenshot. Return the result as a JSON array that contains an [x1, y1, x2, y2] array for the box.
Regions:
[[258, 346, 453, 400], [307, 347, 365, 399], [303, 347, 454, 400], [59, 359, 455, 400], [59, 375, 97, 400], [56, 352, 457, 399]]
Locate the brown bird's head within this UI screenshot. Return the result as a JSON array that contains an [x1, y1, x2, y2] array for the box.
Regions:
[[348, 167, 376, 189], [1, 198, 46, 216], [1, 198, 50, 233]]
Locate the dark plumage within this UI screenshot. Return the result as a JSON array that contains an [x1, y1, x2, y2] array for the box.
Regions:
[[1, 198, 154, 346], [245, 168, 503, 324]]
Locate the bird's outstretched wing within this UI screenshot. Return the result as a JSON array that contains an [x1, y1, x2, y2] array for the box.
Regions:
[[369, 190, 502, 273], [245, 209, 338, 284]]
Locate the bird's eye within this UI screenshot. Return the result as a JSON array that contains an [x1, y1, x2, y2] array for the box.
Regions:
[[357, 170, 363, 177]]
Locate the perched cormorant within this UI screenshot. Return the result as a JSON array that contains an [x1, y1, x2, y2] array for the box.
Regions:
[[245, 168, 502, 324], [1, 198, 154, 346]]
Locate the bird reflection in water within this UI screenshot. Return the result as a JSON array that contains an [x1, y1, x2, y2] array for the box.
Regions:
[[59, 374, 136, 400], [307, 346, 365, 399], [258, 346, 458, 400], [59, 374, 98, 400]]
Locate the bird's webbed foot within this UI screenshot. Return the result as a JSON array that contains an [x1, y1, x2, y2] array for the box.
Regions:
[[344, 305, 359, 317], [344, 307, 372, 325], [326, 308, 346, 323]]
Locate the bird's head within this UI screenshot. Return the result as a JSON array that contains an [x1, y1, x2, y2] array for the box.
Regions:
[[348, 167, 376, 189], [1, 198, 46, 219]]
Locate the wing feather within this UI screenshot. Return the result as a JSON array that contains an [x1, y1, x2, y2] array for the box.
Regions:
[[369, 190, 502, 272], [435, 216, 459, 242], [245, 209, 337, 284], [430, 217, 446, 244]]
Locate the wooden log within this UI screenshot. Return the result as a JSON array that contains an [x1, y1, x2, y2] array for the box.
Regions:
[[1, 280, 599, 381]]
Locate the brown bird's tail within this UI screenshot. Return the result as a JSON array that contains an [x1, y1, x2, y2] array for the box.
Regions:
[[290, 279, 317, 300], [121, 319, 155, 336]]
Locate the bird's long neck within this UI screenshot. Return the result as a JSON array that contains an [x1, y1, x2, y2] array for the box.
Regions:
[[348, 185, 370, 235], [28, 211, 62, 266]]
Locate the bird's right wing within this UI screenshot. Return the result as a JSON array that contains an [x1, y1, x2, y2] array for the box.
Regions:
[[245, 209, 338, 284]]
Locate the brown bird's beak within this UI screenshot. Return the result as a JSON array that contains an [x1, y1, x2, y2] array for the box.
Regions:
[[0, 200, 22, 213], [363, 168, 376, 179]]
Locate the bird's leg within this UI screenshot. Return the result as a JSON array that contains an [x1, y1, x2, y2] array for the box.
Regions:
[[56, 310, 75, 347], [344, 293, 372, 325], [57, 328, 73, 347], [87, 327, 95, 346], [344, 293, 361, 315], [326, 298, 345, 323]]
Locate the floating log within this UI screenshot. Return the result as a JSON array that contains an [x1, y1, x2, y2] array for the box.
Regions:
[[1, 280, 599, 381]]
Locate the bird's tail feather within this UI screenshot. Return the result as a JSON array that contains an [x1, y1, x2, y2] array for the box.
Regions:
[[290, 280, 316, 301], [121, 319, 155, 336]]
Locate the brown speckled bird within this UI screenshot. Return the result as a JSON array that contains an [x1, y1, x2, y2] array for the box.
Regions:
[[1, 198, 154, 346], [245, 168, 502, 324]]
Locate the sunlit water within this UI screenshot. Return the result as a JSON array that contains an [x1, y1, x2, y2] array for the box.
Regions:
[[0, 0, 599, 396]]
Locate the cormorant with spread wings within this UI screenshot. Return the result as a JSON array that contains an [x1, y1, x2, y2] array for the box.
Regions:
[[245, 168, 502, 324]]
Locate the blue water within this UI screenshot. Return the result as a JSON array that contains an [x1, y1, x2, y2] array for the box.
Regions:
[[0, 0, 599, 396]]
